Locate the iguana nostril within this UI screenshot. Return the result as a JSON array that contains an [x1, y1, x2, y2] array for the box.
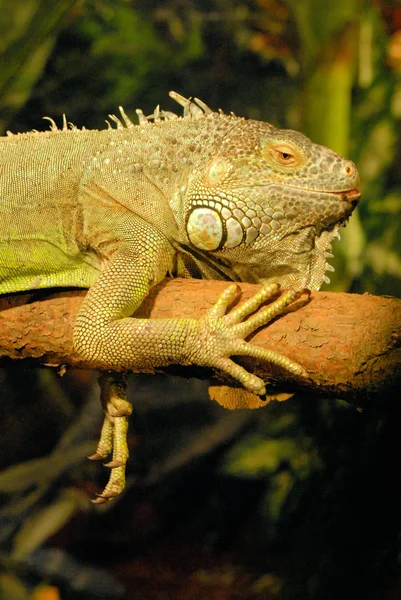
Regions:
[[345, 162, 356, 177]]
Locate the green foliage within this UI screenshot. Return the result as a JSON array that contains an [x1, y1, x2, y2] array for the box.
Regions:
[[223, 415, 321, 480], [0, 0, 79, 131], [286, 0, 360, 64], [70, 3, 203, 112], [351, 65, 401, 295], [223, 409, 322, 543], [222, 410, 323, 541]]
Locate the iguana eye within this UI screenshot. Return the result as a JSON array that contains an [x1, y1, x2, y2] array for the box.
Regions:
[[262, 142, 303, 168], [269, 146, 297, 166]]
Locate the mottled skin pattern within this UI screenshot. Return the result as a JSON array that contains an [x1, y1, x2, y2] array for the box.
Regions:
[[0, 92, 360, 502]]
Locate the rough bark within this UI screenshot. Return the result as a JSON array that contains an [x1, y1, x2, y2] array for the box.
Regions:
[[0, 279, 400, 406]]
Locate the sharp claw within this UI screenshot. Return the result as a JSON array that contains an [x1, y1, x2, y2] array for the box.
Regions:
[[91, 488, 120, 504], [97, 490, 119, 499], [91, 496, 110, 505], [104, 459, 124, 468], [88, 452, 108, 461]]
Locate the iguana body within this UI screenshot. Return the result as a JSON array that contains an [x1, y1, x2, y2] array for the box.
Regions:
[[0, 92, 360, 502]]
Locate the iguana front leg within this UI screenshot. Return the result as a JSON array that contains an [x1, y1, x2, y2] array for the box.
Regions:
[[74, 218, 307, 502], [88, 284, 304, 502]]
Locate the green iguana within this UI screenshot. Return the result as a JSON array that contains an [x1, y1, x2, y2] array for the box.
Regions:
[[0, 92, 360, 503]]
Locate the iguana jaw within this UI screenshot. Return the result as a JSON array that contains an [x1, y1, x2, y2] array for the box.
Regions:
[[270, 200, 358, 291], [308, 187, 360, 287], [219, 186, 360, 291], [311, 187, 360, 233], [227, 223, 339, 291], [231, 184, 360, 288], [324, 187, 360, 216], [181, 185, 360, 290]]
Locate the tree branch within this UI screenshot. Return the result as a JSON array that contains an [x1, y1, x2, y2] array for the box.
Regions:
[[0, 279, 400, 405]]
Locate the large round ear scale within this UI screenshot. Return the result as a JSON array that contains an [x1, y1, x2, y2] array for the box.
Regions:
[[187, 207, 224, 251]]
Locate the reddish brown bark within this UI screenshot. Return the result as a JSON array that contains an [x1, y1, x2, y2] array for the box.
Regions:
[[0, 279, 400, 405]]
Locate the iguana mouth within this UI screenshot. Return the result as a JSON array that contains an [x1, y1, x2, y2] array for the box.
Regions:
[[314, 188, 360, 231], [335, 189, 360, 227], [282, 184, 360, 203], [331, 188, 360, 207]]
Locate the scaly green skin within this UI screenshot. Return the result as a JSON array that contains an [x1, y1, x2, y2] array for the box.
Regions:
[[0, 92, 360, 502]]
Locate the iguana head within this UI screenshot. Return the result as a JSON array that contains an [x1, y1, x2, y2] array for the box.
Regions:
[[183, 115, 360, 290]]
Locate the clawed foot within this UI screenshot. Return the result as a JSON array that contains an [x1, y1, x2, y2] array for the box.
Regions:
[[193, 283, 310, 395], [89, 372, 132, 504]]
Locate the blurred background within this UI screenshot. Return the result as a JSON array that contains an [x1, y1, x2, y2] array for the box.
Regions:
[[0, 1, 400, 599]]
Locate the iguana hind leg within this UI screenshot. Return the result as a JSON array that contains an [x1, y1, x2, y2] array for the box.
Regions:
[[89, 371, 132, 504]]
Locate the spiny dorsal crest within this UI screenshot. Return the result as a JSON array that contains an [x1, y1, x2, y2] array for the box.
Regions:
[[108, 91, 218, 129], [42, 114, 85, 132], [6, 92, 222, 136], [6, 114, 85, 136]]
